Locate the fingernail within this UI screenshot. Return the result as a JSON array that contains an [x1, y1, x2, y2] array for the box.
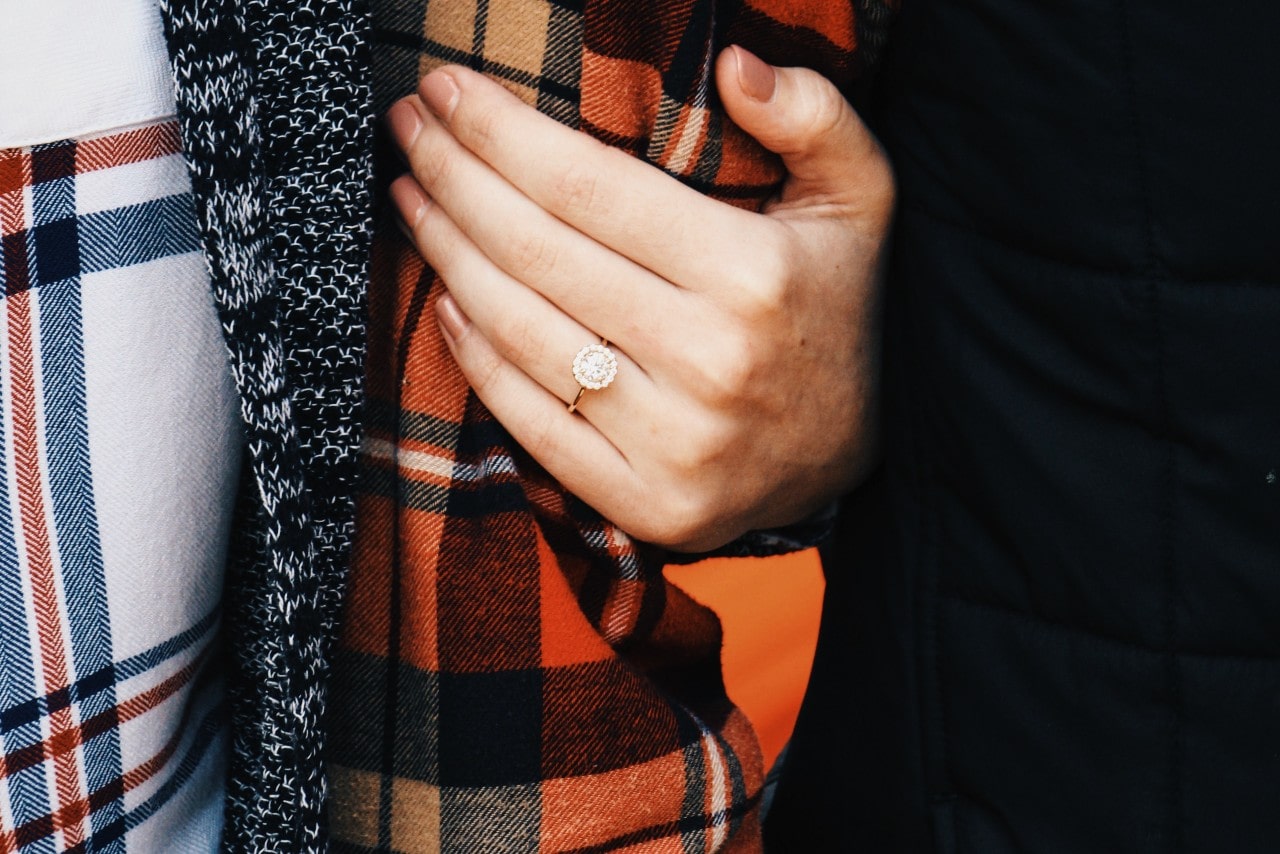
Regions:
[[386, 99, 424, 150], [389, 175, 430, 230], [733, 46, 776, 103], [420, 71, 460, 121], [436, 291, 467, 340]]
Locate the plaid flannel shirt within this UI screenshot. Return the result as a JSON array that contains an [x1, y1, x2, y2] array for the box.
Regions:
[[0, 122, 233, 853], [328, 1, 888, 850]]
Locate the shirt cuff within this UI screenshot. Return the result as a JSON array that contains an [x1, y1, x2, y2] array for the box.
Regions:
[[663, 501, 839, 564]]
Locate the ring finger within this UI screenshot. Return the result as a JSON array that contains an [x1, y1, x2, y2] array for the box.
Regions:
[[393, 175, 658, 427]]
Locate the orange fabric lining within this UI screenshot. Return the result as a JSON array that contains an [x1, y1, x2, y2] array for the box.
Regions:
[[665, 550, 824, 771]]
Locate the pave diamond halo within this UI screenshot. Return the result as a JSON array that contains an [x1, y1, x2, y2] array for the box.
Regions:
[[571, 342, 618, 391]]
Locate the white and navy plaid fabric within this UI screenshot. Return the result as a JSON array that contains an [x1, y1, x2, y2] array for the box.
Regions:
[[0, 118, 238, 852]]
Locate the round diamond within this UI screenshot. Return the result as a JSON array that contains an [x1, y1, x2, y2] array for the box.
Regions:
[[572, 343, 618, 390]]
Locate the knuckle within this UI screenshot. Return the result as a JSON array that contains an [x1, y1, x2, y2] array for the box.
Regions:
[[694, 335, 758, 404], [729, 234, 794, 320], [632, 490, 707, 549], [492, 308, 542, 365], [652, 489, 727, 552], [552, 156, 607, 219], [665, 418, 733, 476], [739, 273, 788, 320], [520, 407, 560, 461], [624, 468, 747, 551], [413, 137, 454, 194], [416, 206, 453, 270], [467, 341, 504, 392], [799, 79, 850, 143], [459, 99, 504, 153], [509, 229, 560, 281]]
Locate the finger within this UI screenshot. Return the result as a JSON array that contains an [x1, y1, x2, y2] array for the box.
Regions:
[[715, 46, 894, 220], [434, 290, 649, 519], [390, 174, 657, 427], [413, 67, 778, 293], [387, 96, 685, 358]]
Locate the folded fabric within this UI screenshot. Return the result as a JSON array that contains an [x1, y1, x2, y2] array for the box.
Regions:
[[327, 1, 887, 850]]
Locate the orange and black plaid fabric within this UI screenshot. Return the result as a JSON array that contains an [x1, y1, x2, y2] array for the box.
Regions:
[[328, 1, 887, 850]]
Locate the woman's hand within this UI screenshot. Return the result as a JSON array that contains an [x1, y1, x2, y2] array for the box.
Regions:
[[385, 46, 893, 552]]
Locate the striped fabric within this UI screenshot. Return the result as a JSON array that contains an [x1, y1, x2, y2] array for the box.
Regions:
[[0, 122, 235, 853], [327, 1, 887, 851]]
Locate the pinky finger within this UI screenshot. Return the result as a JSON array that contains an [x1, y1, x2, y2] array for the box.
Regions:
[[436, 292, 643, 516]]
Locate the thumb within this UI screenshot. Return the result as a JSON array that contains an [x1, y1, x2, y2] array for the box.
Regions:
[[716, 45, 892, 214]]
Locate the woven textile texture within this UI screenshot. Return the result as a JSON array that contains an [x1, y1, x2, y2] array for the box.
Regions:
[[0, 122, 231, 852], [328, 1, 887, 850], [156, 0, 375, 850]]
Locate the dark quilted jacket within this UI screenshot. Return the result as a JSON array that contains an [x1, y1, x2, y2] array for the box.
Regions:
[[767, 1, 1280, 851]]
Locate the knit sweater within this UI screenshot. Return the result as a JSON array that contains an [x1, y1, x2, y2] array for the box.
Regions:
[[156, 0, 374, 850]]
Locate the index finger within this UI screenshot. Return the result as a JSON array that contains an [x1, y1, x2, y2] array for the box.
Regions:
[[417, 65, 776, 292]]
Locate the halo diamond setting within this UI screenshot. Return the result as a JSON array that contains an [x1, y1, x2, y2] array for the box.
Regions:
[[572, 343, 618, 390]]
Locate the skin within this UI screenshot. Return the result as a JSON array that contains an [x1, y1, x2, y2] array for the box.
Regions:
[[385, 46, 894, 553]]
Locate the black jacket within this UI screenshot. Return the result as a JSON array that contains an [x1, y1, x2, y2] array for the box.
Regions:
[[767, 1, 1280, 851]]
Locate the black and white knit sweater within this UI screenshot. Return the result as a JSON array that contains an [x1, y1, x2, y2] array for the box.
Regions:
[[156, 0, 374, 850]]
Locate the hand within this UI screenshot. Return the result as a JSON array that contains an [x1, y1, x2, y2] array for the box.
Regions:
[[385, 46, 893, 552]]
